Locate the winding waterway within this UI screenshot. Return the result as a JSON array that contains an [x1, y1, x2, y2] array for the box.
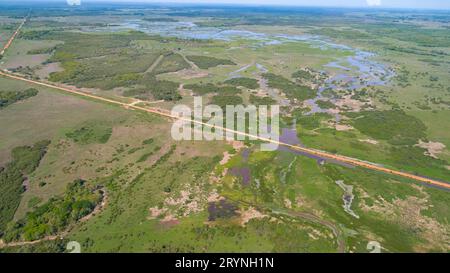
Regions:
[[98, 19, 394, 104]]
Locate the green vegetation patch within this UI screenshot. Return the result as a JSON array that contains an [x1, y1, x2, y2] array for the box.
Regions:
[[21, 30, 152, 59], [121, 74, 181, 101], [263, 73, 317, 101], [66, 123, 112, 145], [249, 94, 276, 106], [292, 70, 315, 81], [18, 30, 185, 99], [144, 76, 181, 101], [3, 179, 101, 242], [388, 146, 448, 180], [49, 52, 161, 89], [210, 95, 244, 109], [0, 88, 38, 109], [316, 100, 335, 109], [152, 53, 190, 75], [360, 24, 450, 48], [0, 140, 50, 234], [350, 110, 427, 145], [137, 146, 162, 163], [123, 83, 180, 101], [295, 112, 333, 130], [186, 55, 236, 69], [224, 77, 259, 89]]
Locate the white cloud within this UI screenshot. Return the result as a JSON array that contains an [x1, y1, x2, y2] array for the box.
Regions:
[[67, 0, 81, 6], [366, 0, 381, 6]]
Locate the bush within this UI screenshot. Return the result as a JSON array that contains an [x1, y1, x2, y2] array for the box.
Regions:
[[263, 73, 317, 101], [292, 70, 314, 81]]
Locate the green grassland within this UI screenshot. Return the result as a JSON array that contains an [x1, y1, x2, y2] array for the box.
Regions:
[[0, 6, 449, 253]]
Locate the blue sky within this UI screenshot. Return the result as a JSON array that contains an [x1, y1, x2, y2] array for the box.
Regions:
[[80, 0, 450, 9], [6, 0, 450, 10]]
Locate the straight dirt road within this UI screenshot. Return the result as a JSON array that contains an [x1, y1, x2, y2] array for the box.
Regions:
[[0, 18, 26, 56]]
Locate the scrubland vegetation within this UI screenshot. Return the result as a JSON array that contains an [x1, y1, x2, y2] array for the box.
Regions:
[[0, 3, 449, 253], [0, 141, 50, 235], [264, 73, 317, 101], [3, 179, 101, 242]]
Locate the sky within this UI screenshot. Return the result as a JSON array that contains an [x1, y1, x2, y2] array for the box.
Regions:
[[72, 0, 450, 9], [9, 0, 446, 10]]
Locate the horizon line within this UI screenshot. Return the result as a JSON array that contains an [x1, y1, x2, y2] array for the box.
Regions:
[[1, 1, 450, 11]]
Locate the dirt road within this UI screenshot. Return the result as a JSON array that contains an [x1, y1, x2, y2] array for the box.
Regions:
[[0, 70, 448, 190], [0, 18, 26, 56]]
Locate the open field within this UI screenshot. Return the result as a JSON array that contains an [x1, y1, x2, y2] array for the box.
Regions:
[[0, 3, 449, 253]]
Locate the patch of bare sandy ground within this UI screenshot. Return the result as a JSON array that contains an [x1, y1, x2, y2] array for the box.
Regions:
[[219, 141, 245, 166], [359, 139, 379, 145], [335, 124, 354, 131], [166, 69, 209, 80], [239, 207, 268, 226], [415, 140, 446, 159]]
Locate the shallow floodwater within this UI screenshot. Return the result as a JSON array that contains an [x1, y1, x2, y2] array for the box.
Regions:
[[229, 167, 251, 186], [88, 19, 394, 119], [277, 125, 354, 168]]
